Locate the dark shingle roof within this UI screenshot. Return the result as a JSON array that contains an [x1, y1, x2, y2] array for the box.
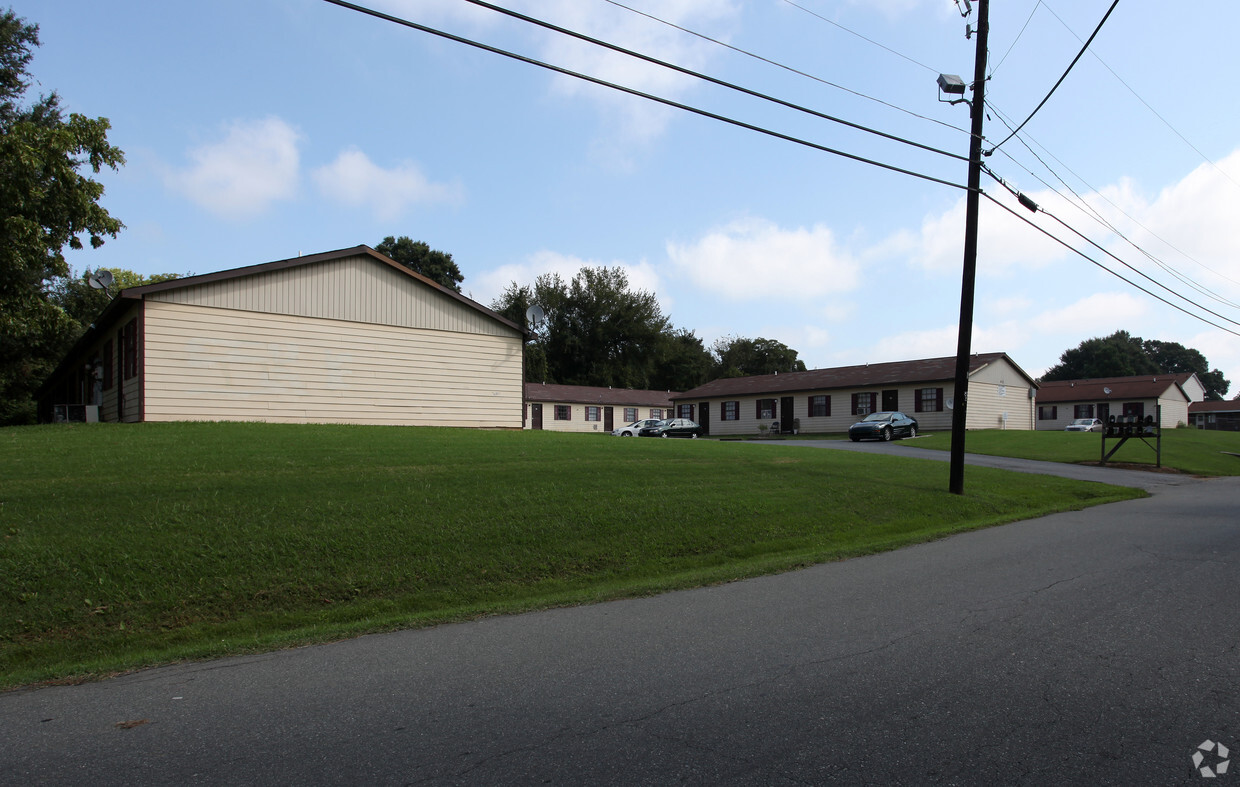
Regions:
[[524, 383, 677, 407], [1036, 375, 1191, 404], [1189, 399, 1240, 413], [672, 352, 1021, 400]]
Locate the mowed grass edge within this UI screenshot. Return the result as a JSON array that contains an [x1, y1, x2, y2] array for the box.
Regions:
[[1, 422, 1144, 688]]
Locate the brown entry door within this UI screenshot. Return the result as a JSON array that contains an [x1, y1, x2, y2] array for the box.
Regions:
[[882, 389, 899, 412], [604, 407, 614, 432], [531, 403, 543, 430], [780, 397, 795, 433], [698, 402, 710, 436]]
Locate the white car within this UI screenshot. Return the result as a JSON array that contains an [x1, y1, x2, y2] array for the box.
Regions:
[[611, 419, 662, 437], [1064, 418, 1104, 432]]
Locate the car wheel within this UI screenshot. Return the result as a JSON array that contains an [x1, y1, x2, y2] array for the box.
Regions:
[[882, 427, 893, 441], [908, 426, 917, 439], [622, 432, 632, 436], [661, 432, 669, 438], [691, 433, 698, 439], [850, 435, 860, 442]]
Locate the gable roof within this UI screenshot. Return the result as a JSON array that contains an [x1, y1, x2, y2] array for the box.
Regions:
[[524, 383, 677, 407], [672, 352, 1025, 400], [1036, 375, 1192, 404], [1189, 399, 1240, 414], [38, 245, 522, 396]]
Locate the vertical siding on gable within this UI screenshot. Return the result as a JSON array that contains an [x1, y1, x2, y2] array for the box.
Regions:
[[146, 256, 518, 338], [142, 301, 521, 426]]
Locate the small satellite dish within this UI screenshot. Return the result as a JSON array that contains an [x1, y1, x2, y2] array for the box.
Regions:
[[525, 304, 545, 330], [88, 270, 114, 290], [1103, 387, 1112, 395], [946, 397, 954, 410]]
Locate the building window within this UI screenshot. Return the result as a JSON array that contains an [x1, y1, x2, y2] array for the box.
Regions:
[[585, 406, 600, 421], [677, 404, 694, 420], [102, 340, 114, 390], [1074, 404, 1094, 418], [914, 388, 943, 413], [624, 407, 638, 422], [722, 401, 739, 421], [1038, 405, 1057, 420], [852, 392, 876, 416], [555, 405, 571, 421], [1123, 402, 1145, 419], [756, 399, 775, 419], [808, 395, 830, 417], [650, 408, 663, 419]]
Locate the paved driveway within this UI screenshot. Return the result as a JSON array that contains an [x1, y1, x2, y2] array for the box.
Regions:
[[2, 449, 1235, 785]]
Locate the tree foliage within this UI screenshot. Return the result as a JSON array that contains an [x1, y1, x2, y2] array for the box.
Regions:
[[710, 335, 807, 378], [0, 9, 125, 425], [1042, 330, 1230, 400], [491, 266, 714, 392], [375, 236, 464, 292], [50, 268, 180, 327]]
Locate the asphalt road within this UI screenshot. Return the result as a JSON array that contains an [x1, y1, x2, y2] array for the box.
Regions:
[[3, 449, 1237, 785]]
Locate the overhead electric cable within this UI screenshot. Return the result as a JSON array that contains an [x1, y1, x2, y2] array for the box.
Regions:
[[981, 191, 1240, 337], [985, 0, 1118, 156], [320, 0, 970, 191], [779, 0, 938, 73], [450, 0, 965, 161], [601, 0, 969, 137], [1039, 0, 1240, 193], [989, 0, 1040, 77], [987, 102, 1240, 304]]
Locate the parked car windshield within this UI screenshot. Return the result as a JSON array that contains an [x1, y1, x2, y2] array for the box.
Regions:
[[862, 412, 893, 422]]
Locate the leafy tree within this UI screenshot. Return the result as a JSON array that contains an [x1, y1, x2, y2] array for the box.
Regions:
[[650, 328, 713, 392], [1042, 330, 1230, 400], [711, 335, 807, 378], [0, 9, 125, 425], [493, 266, 683, 389], [375, 236, 463, 292]]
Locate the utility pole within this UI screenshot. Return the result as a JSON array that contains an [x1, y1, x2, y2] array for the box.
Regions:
[[948, 0, 989, 495]]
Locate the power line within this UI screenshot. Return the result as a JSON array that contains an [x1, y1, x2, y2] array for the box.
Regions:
[[600, 0, 969, 137], [779, 0, 939, 74], [1039, 0, 1240, 194], [987, 102, 1240, 305], [450, 0, 965, 162], [989, 0, 1040, 77], [981, 190, 1240, 338], [985, 0, 1118, 156], [320, 0, 969, 191]]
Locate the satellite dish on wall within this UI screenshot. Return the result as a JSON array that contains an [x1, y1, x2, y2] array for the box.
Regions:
[[525, 304, 545, 330], [87, 269, 115, 298], [946, 397, 954, 410]]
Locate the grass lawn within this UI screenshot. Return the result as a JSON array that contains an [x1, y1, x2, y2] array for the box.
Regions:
[[1, 422, 1145, 688], [906, 427, 1240, 476]]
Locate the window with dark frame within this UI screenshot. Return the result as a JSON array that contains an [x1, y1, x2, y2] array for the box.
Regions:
[[852, 392, 876, 416], [677, 404, 694, 420], [1074, 404, 1094, 418], [585, 406, 600, 421], [1122, 402, 1145, 418], [808, 395, 830, 417], [555, 405, 571, 421], [650, 408, 663, 419], [722, 401, 739, 421], [914, 388, 943, 413], [1038, 405, 1058, 420], [122, 319, 138, 380], [624, 407, 637, 422], [756, 399, 775, 419]]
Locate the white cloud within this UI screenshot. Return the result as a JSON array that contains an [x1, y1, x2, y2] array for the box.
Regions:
[[1029, 292, 1148, 335], [165, 117, 302, 219], [907, 190, 1070, 274], [311, 149, 464, 221], [667, 217, 860, 301]]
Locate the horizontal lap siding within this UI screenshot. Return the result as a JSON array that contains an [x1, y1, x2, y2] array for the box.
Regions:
[[528, 402, 610, 433], [142, 302, 521, 426]]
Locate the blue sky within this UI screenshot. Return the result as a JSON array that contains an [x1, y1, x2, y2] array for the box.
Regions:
[[29, 0, 1240, 391]]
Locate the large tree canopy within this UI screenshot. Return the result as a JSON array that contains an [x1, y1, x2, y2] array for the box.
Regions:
[[375, 236, 464, 292], [1042, 330, 1230, 400], [711, 335, 807, 378], [0, 9, 125, 425], [491, 266, 713, 392]]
